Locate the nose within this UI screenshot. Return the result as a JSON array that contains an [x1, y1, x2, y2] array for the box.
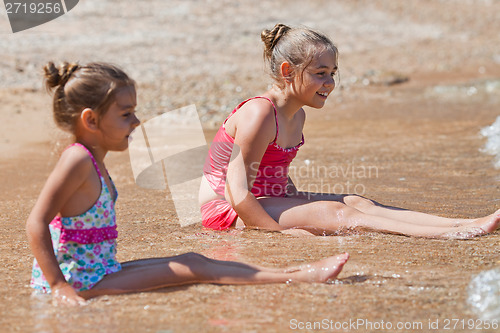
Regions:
[[131, 113, 141, 128], [325, 75, 335, 89]]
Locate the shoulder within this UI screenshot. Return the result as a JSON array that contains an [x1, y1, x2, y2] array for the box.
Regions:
[[234, 98, 276, 140], [237, 97, 276, 122], [55, 145, 94, 180]]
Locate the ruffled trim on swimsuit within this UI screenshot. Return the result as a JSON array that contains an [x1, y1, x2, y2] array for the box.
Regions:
[[270, 135, 305, 153], [50, 216, 118, 244]]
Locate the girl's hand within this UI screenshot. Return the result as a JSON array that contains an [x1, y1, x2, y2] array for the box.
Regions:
[[52, 283, 87, 307], [281, 228, 315, 237]]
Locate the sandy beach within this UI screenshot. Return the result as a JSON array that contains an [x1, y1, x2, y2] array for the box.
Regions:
[[1, 1, 499, 332]]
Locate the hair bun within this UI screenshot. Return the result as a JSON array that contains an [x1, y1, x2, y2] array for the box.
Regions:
[[44, 61, 80, 90], [261, 23, 291, 59]]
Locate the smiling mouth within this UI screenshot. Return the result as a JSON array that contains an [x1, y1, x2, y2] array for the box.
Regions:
[[317, 92, 329, 97]]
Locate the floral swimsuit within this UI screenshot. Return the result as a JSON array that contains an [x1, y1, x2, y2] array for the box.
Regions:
[[31, 143, 122, 292]]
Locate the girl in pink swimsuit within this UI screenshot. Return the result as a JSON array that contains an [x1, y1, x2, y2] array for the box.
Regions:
[[202, 96, 303, 230], [26, 61, 349, 306], [199, 23, 500, 237]]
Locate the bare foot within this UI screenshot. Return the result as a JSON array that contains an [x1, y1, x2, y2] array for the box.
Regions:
[[442, 209, 500, 239], [455, 211, 500, 226], [291, 253, 349, 283]]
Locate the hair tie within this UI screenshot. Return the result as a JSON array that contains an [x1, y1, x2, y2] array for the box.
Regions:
[[59, 63, 80, 86]]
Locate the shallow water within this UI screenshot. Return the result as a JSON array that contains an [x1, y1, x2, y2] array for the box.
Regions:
[[2, 117, 499, 332], [4, 224, 500, 332], [3, 71, 500, 333], [425, 79, 500, 103], [425, 78, 500, 170]]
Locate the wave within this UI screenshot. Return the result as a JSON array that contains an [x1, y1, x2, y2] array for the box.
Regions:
[[481, 115, 500, 169]]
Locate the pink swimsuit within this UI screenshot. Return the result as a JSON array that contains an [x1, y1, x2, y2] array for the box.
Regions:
[[201, 97, 304, 230]]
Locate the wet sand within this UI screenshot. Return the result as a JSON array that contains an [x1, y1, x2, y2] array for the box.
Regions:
[[1, 1, 500, 332]]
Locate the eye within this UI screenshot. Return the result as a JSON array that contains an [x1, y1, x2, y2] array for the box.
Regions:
[[317, 72, 326, 77], [123, 109, 137, 118]]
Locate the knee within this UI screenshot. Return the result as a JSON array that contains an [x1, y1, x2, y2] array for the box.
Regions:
[[343, 195, 375, 211], [321, 201, 361, 222], [306, 201, 363, 231], [177, 252, 207, 264], [176, 252, 218, 281], [176, 252, 210, 272]]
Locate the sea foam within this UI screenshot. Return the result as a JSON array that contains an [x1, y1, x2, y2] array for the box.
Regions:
[[480, 115, 500, 169], [468, 267, 500, 321]]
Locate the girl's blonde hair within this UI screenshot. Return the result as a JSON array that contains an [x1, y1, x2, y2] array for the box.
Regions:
[[261, 23, 338, 87], [44, 62, 135, 132]]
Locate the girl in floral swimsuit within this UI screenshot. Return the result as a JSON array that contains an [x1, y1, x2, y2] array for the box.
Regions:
[[26, 61, 349, 306]]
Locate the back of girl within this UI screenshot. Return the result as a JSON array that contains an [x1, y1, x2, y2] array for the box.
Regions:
[[200, 23, 500, 238], [26, 61, 349, 306]]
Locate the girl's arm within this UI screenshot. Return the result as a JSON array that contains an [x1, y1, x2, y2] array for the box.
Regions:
[[26, 148, 91, 305], [224, 100, 287, 231]]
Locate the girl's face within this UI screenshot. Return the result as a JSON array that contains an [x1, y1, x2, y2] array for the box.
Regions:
[[291, 49, 337, 108], [98, 86, 140, 151]]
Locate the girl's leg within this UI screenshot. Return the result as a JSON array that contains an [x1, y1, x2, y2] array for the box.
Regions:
[[290, 191, 493, 227], [122, 256, 282, 273], [341, 195, 484, 227], [79, 252, 349, 299], [257, 197, 500, 238]]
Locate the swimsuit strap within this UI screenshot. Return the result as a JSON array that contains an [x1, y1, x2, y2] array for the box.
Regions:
[[257, 96, 279, 144], [224, 96, 279, 143], [66, 143, 103, 179]]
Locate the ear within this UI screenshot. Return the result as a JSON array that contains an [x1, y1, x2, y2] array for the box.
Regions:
[[280, 62, 294, 82], [80, 108, 99, 131]]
